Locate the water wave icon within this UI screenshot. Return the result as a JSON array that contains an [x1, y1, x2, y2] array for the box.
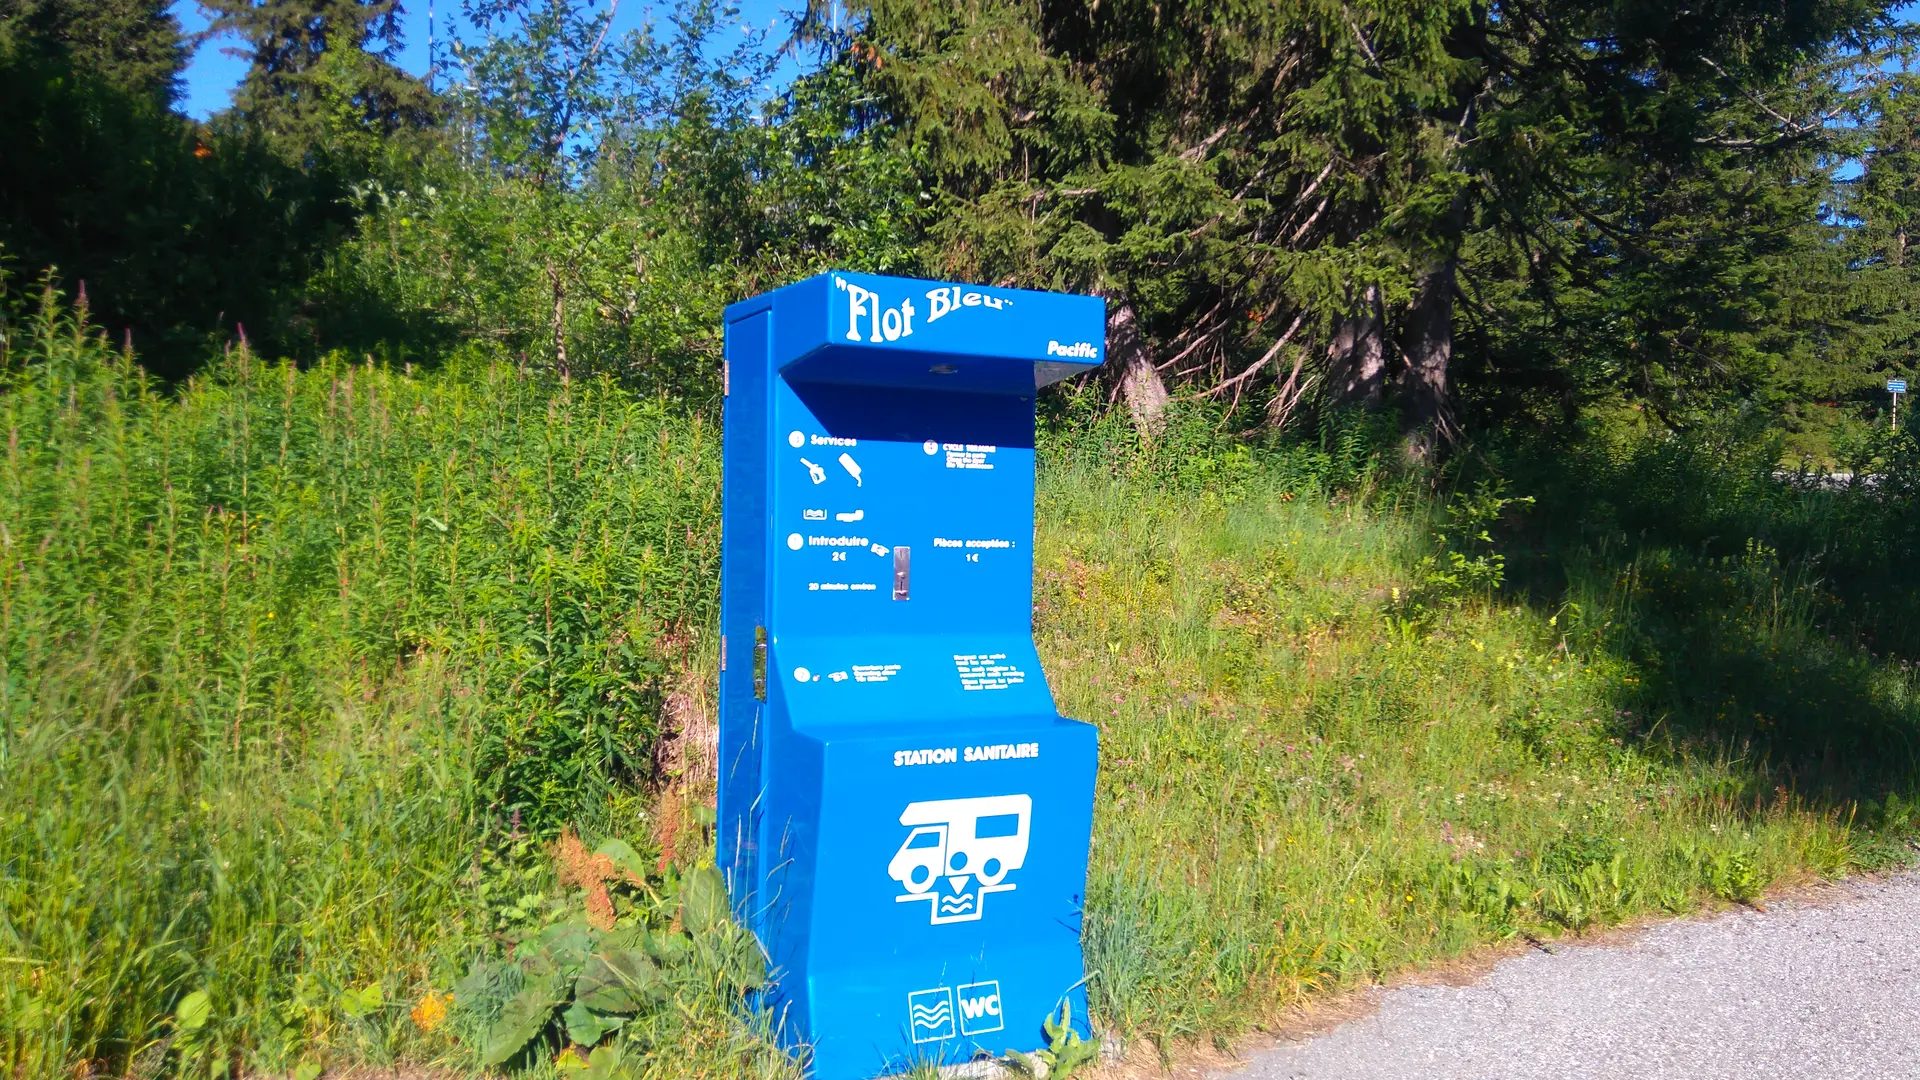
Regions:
[[910, 1001, 952, 1026], [937, 893, 977, 914]]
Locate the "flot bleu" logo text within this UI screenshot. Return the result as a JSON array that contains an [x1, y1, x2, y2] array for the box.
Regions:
[[834, 276, 1013, 344]]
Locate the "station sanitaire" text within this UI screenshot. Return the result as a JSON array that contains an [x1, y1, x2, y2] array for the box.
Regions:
[[893, 742, 1041, 767]]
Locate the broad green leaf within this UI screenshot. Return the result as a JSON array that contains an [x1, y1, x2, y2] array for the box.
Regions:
[[478, 980, 562, 1067], [732, 940, 767, 991], [644, 929, 692, 967], [339, 983, 383, 1018], [451, 961, 502, 1002], [562, 1000, 622, 1046], [175, 989, 211, 1032], [680, 866, 728, 936], [694, 929, 765, 993], [583, 1043, 634, 1080], [593, 838, 647, 882], [574, 948, 657, 1014], [292, 1062, 322, 1080], [450, 960, 520, 1028], [523, 922, 595, 978], [598, 924, 648, 953]]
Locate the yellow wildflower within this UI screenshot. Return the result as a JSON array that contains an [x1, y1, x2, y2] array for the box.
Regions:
[[410, 991, 450, 1033]]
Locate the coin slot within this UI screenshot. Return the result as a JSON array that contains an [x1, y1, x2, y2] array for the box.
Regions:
[[893, 546, 911, 600]]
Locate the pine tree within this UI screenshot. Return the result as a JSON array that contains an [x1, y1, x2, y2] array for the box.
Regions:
[[0, 0, 387, 375], [207, 0, 435, 160], [0, 0, 184, 102], [805, 0, 1472, 438], [819, 0, 1912, 447]]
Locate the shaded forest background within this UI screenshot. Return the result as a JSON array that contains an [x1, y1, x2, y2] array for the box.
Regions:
[[7, 0, 1920, 461]]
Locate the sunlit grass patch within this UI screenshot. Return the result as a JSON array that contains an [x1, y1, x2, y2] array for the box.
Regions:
[[1037, 452, 1876, 1048]]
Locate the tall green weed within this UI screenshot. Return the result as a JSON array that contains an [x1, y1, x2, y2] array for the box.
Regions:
[[0, 289, 720, 1076]]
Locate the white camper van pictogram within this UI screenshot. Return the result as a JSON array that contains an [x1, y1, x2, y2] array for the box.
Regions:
[[888, 794, 1031, 923]]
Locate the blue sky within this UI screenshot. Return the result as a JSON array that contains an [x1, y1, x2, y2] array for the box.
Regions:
[[168, 0, 814, 118], [171, 1, 1920, 122]]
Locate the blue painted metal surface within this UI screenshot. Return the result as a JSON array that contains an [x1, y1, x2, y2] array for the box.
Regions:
[[718, 272, 1105, 1078]]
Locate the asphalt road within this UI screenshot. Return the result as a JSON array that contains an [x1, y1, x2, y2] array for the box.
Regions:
[[1225, 872, 1920, 1080]]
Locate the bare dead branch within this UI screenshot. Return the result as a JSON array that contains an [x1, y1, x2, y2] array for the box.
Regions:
[[1157, 322, 1228, 371], [1346, 12, 1380, 68], [1179, 124, 1232, 162], [1027, 186, 1100, 206], [1198, 311, 1307, 399], [1268, 367, 1320, 432], [1288, 196, 1331, 245]]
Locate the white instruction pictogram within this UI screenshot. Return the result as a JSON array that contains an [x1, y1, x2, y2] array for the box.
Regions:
[[956, 981, 1004, 1036], [838, 452, 863, 486], [906, 987, 955, 1043], [888, 794, 1030, 924], [800, 458, 826, 484]]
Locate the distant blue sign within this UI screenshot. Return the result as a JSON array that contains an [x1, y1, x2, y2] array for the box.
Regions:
[[1890, 379, 1908, 393], [718, 273, 1104, 1079]]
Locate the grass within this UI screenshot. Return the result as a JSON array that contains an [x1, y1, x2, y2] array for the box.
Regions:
[[1034, 403, 1920, 1052], [0, 292, 739, 1079], [4, 294, 1920, 1078], [1036, 449, 1859, 1049]]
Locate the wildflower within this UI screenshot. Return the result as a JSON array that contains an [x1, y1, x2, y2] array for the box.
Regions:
[[410, 991, 450, 1033]]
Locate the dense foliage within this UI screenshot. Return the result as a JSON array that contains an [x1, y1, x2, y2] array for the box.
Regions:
[[6, 0, 1920, 445], [0, 289, 744, 1077], [800, 0, 1920, 454]]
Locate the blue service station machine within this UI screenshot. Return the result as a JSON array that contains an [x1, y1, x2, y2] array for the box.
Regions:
[[718, 272, 1105, 1078]]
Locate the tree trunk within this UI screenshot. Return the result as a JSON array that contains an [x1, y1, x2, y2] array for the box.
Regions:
[[1326, 282, 1385, 408], [1108, 299, 1168, 435], [547, 261, 569, 381], [1399, 258, 1457, 464]]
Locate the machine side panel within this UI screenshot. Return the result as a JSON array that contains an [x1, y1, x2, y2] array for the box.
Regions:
[[771, 274, 831, 370], [719, 309, 771, 918], [755, 662, 826, 1051]]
